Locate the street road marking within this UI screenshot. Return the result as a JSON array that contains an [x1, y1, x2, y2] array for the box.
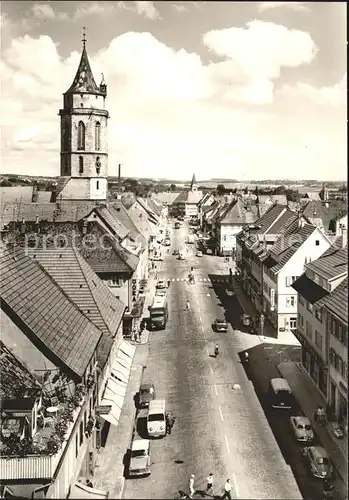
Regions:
[[232, 472, 239, 498], [119, 477, 125, 498], [218, 405, 224, 422], [214, 384, 218, 395], [224, 434, 230, 454]]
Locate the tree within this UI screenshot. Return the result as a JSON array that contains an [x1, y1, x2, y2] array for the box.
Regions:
[[170, 183, 177, 191], [216, 184, 226, 195]]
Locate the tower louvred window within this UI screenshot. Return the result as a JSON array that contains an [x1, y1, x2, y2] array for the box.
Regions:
[[78, 121, 85, 150], [95, 122, 101, 150]]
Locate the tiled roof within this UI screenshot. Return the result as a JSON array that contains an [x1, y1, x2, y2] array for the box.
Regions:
[[26, 246, 126, 337], [109, 202, 147, 247], [306, 240, 348, 280], [269, 210, 298, 235], [97, 207, 129, 241], [126, 204, 153, 238], [145, 197, 162, 217], [95, 334, 114, 370], [152, 192, 179, 205], [258, 195, 288, 205], [65, 45, 100, 95], [302, 200, 347, 231], [292, 274, 330, 304], [253, 204, 286, 234], [1, 200, 97, 227], [173, 189, 203, 205], [0, 340, 42, 398], [81, 220, 139, 273], [217, 199, 258, 225], [324, 277, 348, 324], [270, 223, 316, 258], [136, 198, 159, 224], [0, 247, 102, 378]]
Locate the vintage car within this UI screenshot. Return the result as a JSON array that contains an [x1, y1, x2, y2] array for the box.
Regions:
[[290, 416, 314, 442]]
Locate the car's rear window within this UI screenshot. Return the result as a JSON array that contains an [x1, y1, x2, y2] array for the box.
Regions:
[[316, 456, 329, 465], [304, 424, 311, 430]]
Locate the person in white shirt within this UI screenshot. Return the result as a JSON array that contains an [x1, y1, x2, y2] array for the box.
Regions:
[[222, 479, 232, 500], [189, 474, 195, 499], [186, 300, 190, 311]]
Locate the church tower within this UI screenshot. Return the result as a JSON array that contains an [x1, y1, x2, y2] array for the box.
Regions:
[[58, 29, 109, 200], [190, 173, 197, 192]]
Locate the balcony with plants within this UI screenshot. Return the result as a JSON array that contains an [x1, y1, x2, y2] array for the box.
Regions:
[[0, 371, 96, 481]]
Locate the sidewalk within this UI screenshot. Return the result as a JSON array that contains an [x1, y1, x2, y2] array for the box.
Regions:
[[233, 277, 300, 346], [278, 361, 348, 485], [91, 279, 156, 498]]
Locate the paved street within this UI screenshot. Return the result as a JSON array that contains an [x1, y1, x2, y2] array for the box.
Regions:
[[123, 221, 301, 500]]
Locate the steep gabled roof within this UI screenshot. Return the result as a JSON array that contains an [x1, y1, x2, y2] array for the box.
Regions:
[[292, 273, 329, 305], [26, 246, 126, 337], [306, 239, 348, 280], [324, 277, 348, 324], [0, 247, 101, 379], [136, 198, 159, 224], [172, 190, 203, 205], [253, 204, 286, 234], [97, 206, 129, 241], [216, 199, 258, 225], [109, 201, 147, 247]]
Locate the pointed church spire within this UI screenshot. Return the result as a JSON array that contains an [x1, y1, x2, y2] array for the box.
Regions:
[[65, 27, 100, 95], [190, 173, 197, 191]]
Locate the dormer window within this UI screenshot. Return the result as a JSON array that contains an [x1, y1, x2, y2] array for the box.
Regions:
[[77, 121, 85, 150]]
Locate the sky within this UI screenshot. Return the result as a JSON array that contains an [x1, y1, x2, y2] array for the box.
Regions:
[[1, 1, 347, 182]]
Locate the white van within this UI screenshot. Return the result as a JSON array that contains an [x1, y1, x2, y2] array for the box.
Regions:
[[147, 399, 166, 438]]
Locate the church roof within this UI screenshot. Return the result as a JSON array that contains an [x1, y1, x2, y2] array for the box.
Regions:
[[190, 174, 197, 189], [65, 44, 100, 95]]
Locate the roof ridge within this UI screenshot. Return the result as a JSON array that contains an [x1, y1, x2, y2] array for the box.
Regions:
[[72, 247, 110, 334]]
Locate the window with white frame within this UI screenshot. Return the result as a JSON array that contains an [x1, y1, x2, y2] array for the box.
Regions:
[[315, 330, 323, 350], [286, 296, 296, 307], [290, 317, 297, 329], [285, 276, 298, 287], [306, 301, 313, 313], [109, 276, 122, 287]]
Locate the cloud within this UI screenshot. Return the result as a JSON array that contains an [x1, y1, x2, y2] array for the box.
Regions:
[[32, 3, 69, 21], [172, 3, 189, 12], [132, 1, 161, 20], [74, 2, 117, 19], [203, 21, 317, 76], [258, 2, 310, 13], [279, 73, 347, 106], [1, 28, 346, 181]]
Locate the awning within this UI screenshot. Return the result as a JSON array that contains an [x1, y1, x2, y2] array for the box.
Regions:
[[69, 482, 108, 499], [120, 339, 136, 359], [100, 377, 127, 426], [110, 360, 129, 384], [116, 350, 132, 367]]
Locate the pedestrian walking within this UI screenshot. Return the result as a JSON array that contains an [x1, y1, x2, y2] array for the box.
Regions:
[[189, 474, 195, 499], [166, 411, 176, 434], [221, 479, 232, 500], [186, 300, 190, 311], [206, 473, 214, 496]]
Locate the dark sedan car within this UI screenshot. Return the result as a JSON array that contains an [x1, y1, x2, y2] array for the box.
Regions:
[[214, 319, 228, 332], [138, 383, 156, 408]]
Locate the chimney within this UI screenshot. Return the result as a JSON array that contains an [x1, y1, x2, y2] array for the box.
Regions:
[[341, 228, 347, 248], [51, 184, 57, 203], [117, 164, 122, 200], [32, 183, 38, 203]]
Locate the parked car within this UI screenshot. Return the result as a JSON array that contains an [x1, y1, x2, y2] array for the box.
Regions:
[[178, 253, 185, 260], [290, 416, 314, 442], [302, 445, 333, 479], [172, 249, 179, 255], [138, 383, 156, 408], [241, 313, 251, 326], [153, 255, 163, 261], [156, 279, 167, 289], [128, 439, 151, 477], [196, 251, 203, 257], [156, 288, 166, 297], [164, 240, 171, 246], [214, 318, 228, 332]]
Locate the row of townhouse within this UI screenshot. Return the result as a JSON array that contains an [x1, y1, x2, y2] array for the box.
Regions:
[[235, 204, 339, 336], [292, 234, 348, 423], [198, 193, 347, 258], [0, 195, 166, 498], [1, 195, 166, 337]]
